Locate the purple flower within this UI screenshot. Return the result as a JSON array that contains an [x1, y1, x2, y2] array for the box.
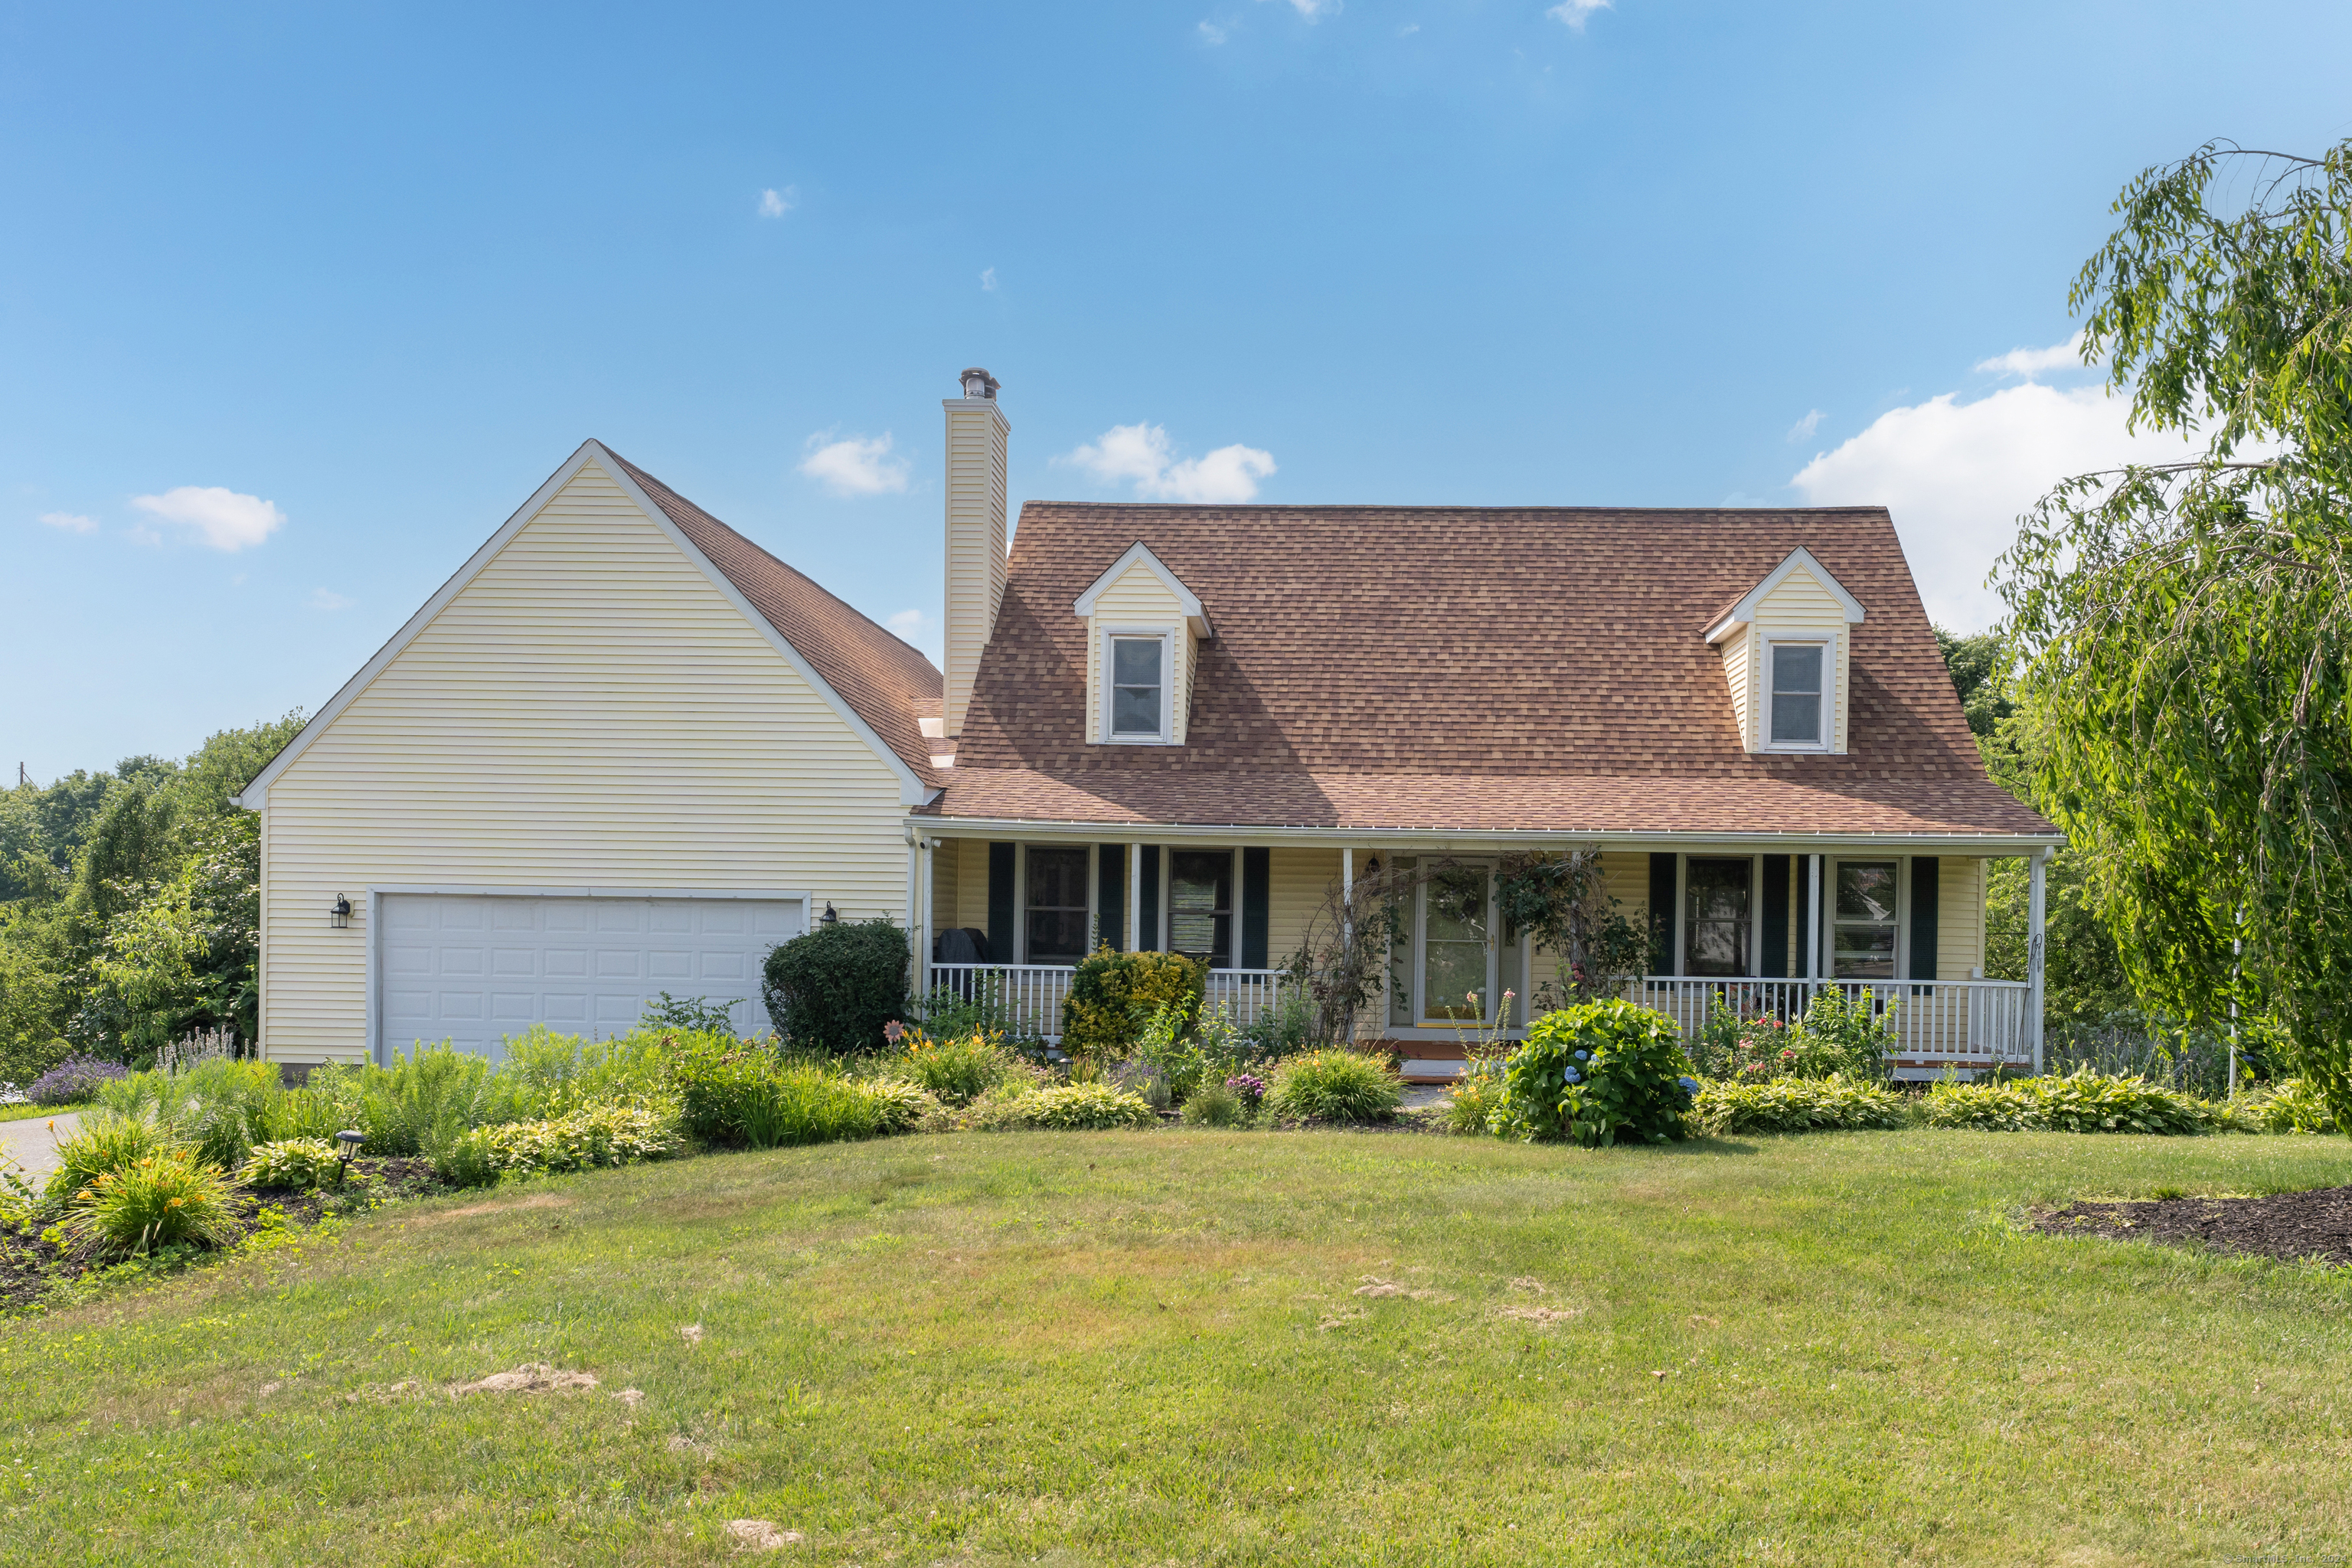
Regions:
[[27, 1055, 127, 1106], [1226, 1073, 1267, 1104]]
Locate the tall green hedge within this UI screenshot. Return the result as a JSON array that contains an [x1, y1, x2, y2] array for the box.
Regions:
[[762, 920, 909, 1054]]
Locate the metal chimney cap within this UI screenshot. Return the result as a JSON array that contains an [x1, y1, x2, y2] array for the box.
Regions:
[[959, 367, 1000, 400]]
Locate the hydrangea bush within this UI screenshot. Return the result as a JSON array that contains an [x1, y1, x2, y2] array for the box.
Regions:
[[1494, 999, 1697, 1147]]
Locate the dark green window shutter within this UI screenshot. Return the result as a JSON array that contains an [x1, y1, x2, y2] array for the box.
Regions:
[[1138, 846, 1160, 951], [986, 842, 1016, 964], [1909, 857, 1940, 981], [1096, 844, 1125, 951], [1648, 853, 1677, 975], [1241, 847, 1271, 969], [1762, 854, 1791, 977]]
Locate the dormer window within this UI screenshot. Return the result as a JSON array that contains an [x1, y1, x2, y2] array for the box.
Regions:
[[1705, 547, 1865, 756], [1109, 635, 1168, 740], [1074, 541, 1210, 748], [1766, 640, 1827, 749]]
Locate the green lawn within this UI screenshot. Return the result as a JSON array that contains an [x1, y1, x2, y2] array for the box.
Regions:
[[5, 1129, 2350, 1566]]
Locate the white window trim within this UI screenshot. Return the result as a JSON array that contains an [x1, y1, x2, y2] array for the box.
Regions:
[[1099, 625, 1177, 746], [1759, 633, 1834, 753], [1822, 854, 1908, 982]]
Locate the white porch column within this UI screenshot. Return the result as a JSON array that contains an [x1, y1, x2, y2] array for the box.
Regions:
[[906, 837, 925, 1000], [1805, 854, 1822, 980], [1341, 847, 1354, 944], [1128, 842, 1142, 953], [2027, 846, 2050, 1075]]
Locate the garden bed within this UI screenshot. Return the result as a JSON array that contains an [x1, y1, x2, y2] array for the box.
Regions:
[[2034, 1183, 2352, 1267], [0, 1155, 443, 1313]]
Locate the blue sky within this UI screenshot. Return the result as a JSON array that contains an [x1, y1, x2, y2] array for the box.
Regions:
[[6, 2, 2349, 783]]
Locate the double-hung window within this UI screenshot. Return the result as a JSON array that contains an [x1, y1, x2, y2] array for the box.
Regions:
[[1766, 640, 1828, 750], [1024, 846, 1092, 964], [1106, 634, 1169, 743]]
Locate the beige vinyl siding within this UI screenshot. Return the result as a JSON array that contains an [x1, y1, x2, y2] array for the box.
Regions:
[[1265, 848, 1339, 967], [257, 459, 910, 1064], [1720, 627, 1756, 750], [1752, 566, 1852, 753], [1084, 562, 1194, 744], [1936, 856, 1985, 981], [952, 837, 991, 936], [942, 401, 1008, 737], [929, 838, 962, 944]]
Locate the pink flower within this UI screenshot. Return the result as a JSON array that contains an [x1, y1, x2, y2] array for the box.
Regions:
[[884, 1020, 904, 1044]]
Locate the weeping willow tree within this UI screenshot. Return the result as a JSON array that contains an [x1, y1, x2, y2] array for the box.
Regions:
[[1996, 140, 2352, 1126]]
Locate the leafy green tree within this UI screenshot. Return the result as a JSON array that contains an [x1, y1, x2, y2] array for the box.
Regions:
[[1994, 139, 2352, 1125], [1932, 627, 2015, 741]]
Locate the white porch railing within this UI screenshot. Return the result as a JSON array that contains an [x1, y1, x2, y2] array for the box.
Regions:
[[1621, 975, 2032, 1075], [925, 964, 1286, 1044]]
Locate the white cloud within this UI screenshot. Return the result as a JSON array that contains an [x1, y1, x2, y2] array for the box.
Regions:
[[1788, 382, 2198, 631], [1785, 409, 1823, 443], [886, 609, 925, 639], [309, 588, 354, 611], [798, 431, 910, 497], [1262, 0, 1337, 18], [1975, 330, 2086, 380], [980, 266, 998, 292], [129, 485, 285, 550], [1398, 21, 1420, 34], [1061, 423, 1277, 503], [38, 511, 96, 534], [758, 187, 795, 218], [1547, 0, 1610, 29], [1199, 19, 1228, 42]]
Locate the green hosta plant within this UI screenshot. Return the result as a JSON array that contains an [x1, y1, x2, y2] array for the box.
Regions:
[[1264, 1049, 1402, 1124], [2239, 1077, 2340, 1135], [479, 1100, 684, 1174], [1692, 1076, 1913, 1136], [1495, 999, 1697, 1147], [862, 1078, 940, 1134], [241, 1137, 346, 1191], [59, 1150, 240, 1257], [1919, 1069, 2226, 1135]]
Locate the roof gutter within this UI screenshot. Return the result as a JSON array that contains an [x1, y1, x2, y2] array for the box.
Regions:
[[903, 815, 2063, 854]]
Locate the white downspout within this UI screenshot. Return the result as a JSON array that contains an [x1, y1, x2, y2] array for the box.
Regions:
[[2027, 846, 2050, 1076]]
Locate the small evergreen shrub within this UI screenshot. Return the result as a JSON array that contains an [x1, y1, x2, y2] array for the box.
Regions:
[[242, 1137, 346, 1191], [976, 1083, 1158, 1131], [59, 1151, 239, 1256], [763, 920, 910, 1054], [28, 1056, 128, 1106], [1060, 947, 1206, 1063], [44, 1112, 189, 1205], [1265, 1049, 1402, 1124], [1495, 999, 1696, 1147], [1693, 1076, 1913, 1135]]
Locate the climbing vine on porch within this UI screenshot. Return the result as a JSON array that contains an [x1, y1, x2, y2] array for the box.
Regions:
[[1492, 851, 1648, 1008]]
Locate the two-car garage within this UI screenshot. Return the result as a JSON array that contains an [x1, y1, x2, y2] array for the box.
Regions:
[[375, 891, 806, 1062]]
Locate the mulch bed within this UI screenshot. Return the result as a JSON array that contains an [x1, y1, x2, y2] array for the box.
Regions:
[[2034, 1184, 2352, 1268], [0, 1156, 446, 1314]]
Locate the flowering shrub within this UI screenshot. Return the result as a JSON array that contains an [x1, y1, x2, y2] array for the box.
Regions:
[[1264, 1049, 1402, 1124], [1692, 1076, 1913, 1135], [28, 1056, 128, 1106], [58, 1150, 240, 1257], [1225, 1073, 1266, 1106], [1494, 999, 1696, 1147], [242, 1137, 347, 1191], [892, 1027, 1029, 1106], [1691, 991, 1897, 1083]]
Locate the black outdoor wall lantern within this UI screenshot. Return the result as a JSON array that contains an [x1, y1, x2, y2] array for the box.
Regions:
[[820, 902, 839, 926], [330, 894, 352, 929]]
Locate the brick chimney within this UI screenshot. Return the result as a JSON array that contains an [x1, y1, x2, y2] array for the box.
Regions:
[[942, 368, 1007, 738]]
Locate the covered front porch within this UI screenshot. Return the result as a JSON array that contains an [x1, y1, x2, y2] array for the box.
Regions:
[[906, 830, 2054, 1083]]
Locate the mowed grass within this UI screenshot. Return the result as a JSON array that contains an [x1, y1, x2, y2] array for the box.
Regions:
[[5, 1131, 2352, 1566]]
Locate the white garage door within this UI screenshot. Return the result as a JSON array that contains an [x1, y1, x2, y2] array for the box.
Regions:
[[379, 893, 805, 1060]]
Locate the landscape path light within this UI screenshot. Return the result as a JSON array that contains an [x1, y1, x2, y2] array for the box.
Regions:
[[335, 1129, 364, 1178]]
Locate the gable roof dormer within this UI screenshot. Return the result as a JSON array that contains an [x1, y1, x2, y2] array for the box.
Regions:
[[1704, 546, 1867, 756], [1073, 542, 1210, 745]]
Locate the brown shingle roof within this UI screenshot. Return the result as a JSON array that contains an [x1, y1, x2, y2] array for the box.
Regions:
[[603, 447, 942, 787], [932, 503, 2053, 838]]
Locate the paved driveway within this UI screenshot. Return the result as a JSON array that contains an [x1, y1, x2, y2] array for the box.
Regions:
[[0, 1111, 78, 1185]]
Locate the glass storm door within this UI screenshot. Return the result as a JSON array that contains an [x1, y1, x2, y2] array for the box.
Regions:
[[1832, 860, 1900, 978], [1168, 849, 1234, 969], [1684, 858, 1754, 977], [1420, 864, 1493, 1024]]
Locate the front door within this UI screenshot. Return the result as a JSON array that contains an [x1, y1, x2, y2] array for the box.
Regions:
[[1419, 863, 1493, 1026]]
